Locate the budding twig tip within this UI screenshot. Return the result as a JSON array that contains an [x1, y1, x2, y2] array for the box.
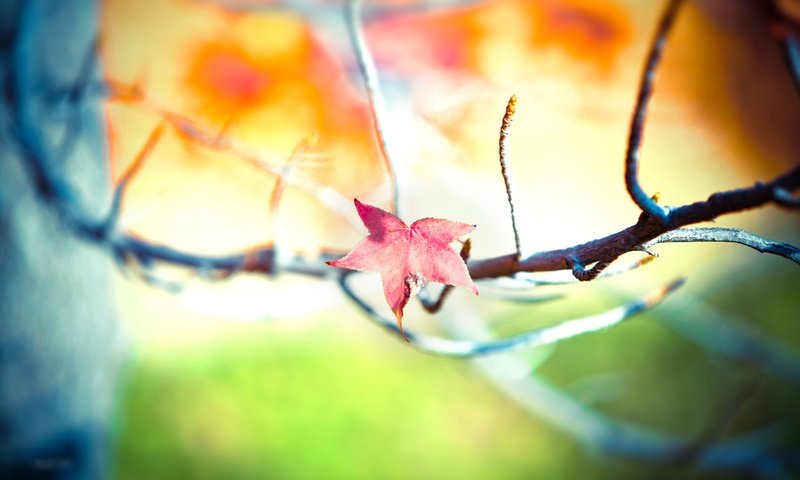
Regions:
[[507, 94, 517, 112], [499, 95, 523, 260]]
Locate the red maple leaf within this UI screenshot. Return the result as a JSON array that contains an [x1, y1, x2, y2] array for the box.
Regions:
[[328, 199, 478, 339]]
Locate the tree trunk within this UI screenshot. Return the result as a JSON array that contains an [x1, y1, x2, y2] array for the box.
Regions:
[[0, 1, 124, 478]]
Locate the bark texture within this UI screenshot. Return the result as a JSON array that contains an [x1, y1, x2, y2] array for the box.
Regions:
[[0, 1, 124, 478]]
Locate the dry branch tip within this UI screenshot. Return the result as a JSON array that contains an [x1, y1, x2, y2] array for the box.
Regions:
[[498, 93, 523, 261]]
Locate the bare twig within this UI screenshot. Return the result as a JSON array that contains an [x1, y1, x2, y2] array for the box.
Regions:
[[346, 0, 400, 216], [419, 238, 471, 313], [102, 81, 361, 229], [97, 9, 800, 287], [14, 0, 798, 293], [104, 122, 166, 234], [462, 0, 800, 281], [569, 256, 613, 282], [418, 285, 455, 313], [126, 259, 186, 293], [12, 61, 335, 281], [447, 307, 785, 471], [260, 133, 321, 278], [498, 94, 523, 261], [646, 227, 800, 265], [339, 271, 683, 357], [269, 133, 318, 221], [499, 256, 655, 289], [468, 165, 800, 281], [479, 290, 564, 304], [112, 234, 340, 278], [624, 0, 684, 224], [267, 133, 319, 265]]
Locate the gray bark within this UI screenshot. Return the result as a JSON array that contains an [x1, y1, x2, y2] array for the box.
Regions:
[[1, 1, 124, 478]]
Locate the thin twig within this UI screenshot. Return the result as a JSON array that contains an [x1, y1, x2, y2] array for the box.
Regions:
[[113, 233, 339, 278], [570, 257, 613, 282], [103, 81, 361, 230], [127, 258, 186, 293], [500, 256, 655, 289], [13, 0, 800, 352], [10, 30, 344, 286], [624, 0, 684, 224], [498, 94, 523, 261], [480, 290, 564, 304], [419, 238, 471, 313], [265, 133, 319, 275], [104, 122, 166, 234], [339, 271, 684, 357], [213, 116, 237, 147], [269, 134, 318, 220], [443, 305, 785, 470], [646, 227, 800, 265], [419, 285, 455, 312], [468, 165, 800, 280], [346, 0, 400, 216], [18, 76, 800, 291]]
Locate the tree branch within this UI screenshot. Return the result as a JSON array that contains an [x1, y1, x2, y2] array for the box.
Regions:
[[339, 271, 683, 357], [646, 227, 800, 265], [498, 94, 523, 261], [103, 122, 166, 235], [624, 0, 684, 224], [10, 1, 800, 472], [440, 298, 788, 472], [467, 165, 800, 280], [346, 0, 401, 216]]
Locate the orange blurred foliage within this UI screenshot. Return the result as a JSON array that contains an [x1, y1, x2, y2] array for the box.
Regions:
[[365, 0, 632, 77], [101, 0, 384, 253]]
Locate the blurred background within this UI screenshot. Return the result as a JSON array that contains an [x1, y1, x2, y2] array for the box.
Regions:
[[99, 0, 800, 478]]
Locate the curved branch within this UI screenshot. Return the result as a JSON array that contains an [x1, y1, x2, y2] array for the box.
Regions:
[[498, 94, 523, 260], [487, 256, 655, 290], [646, 227, 800, 265], [441, 301, 789, 472], [104, 122, 165, 234], [113, 234, 336, 278], [467, 165, 800, 280], [101, 80, 363, 230], [338, 271, 684, 357], [23, 0, 795, 291], [624, 0, 684, 224], [346, 0, 401, 215]]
